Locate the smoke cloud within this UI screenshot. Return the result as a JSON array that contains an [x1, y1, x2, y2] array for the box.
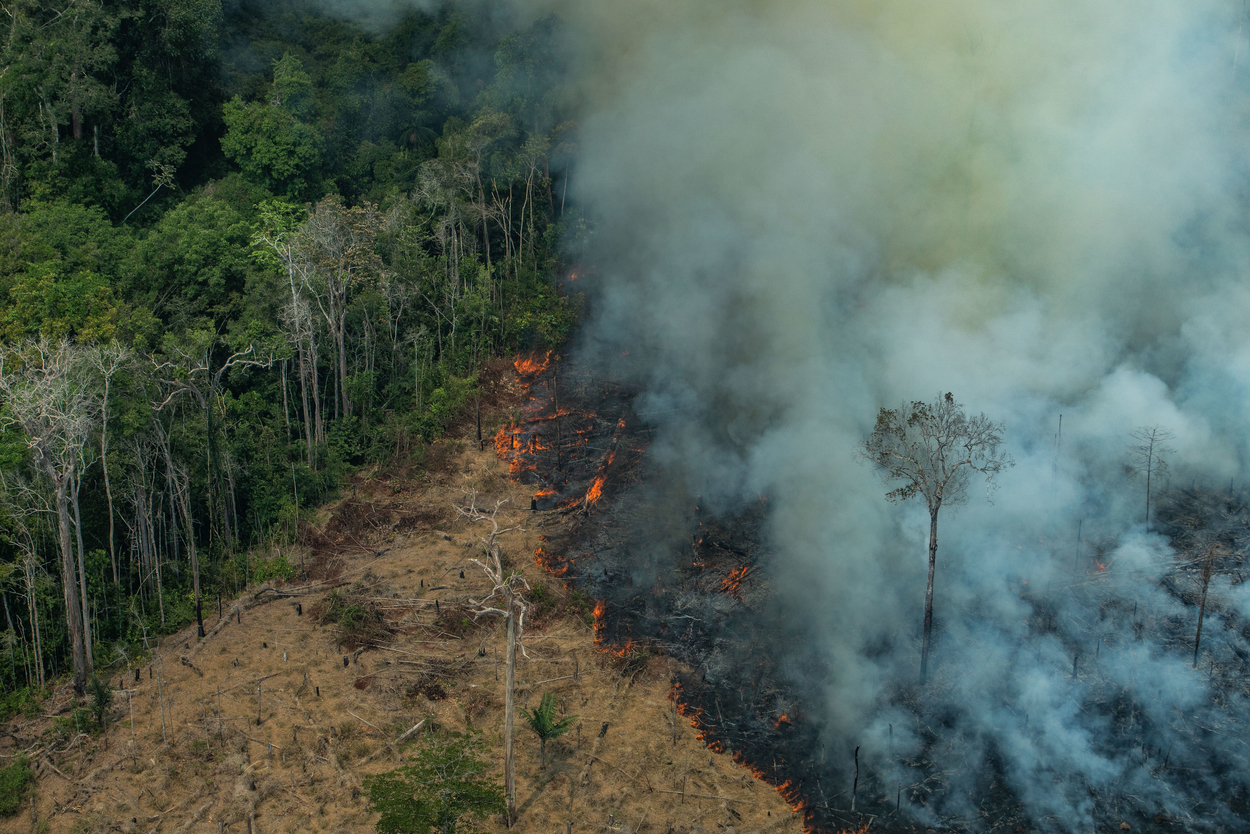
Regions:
[[538, 0, 1250, 829]]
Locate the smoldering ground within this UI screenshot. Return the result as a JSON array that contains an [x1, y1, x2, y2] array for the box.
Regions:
[[544, 1, 1250, 830], [309, 0, 1250, 828]]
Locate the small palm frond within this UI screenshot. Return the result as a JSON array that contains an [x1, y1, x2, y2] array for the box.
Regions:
[[520, 692, 577, 741]]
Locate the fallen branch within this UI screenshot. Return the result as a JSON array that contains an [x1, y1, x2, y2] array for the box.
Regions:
[[254, 581, 348, 601], [652, 789, 754, 804], [395, 718, 426, 744], [589, 754, 653, 792], [38, 755, 69, 780], [528, 673, 577, 687], [348, 711, 384, 734], [358, 719, 427, 765]]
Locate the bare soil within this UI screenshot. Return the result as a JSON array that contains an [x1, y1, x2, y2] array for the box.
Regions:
[[1, 368, 804, 834]]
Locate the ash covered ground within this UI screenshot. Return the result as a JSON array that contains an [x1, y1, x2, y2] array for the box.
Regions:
[[498, 353, 1250, 834]]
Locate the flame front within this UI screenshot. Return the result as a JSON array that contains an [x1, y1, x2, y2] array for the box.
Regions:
[[721, 565, 752, 598], [514, 350, 551, 376]]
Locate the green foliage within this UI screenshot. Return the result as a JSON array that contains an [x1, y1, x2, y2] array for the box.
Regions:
[[252, 553, 296, 584], [567, 589, 596, 628], [364, 732, 505, 834], [319, 590, 390, 650], [221, 97, 324, 198], [0, 267, 117, 342], [52, 708, 94, 741], [0, 0, 579, 707], [0, 687, 44, 722], [527, 581, 557, 621], [519, 691, 576, 767], [419, 375, 477, 441], [520, 692, 577, 747], [0, 754, 34, 817], [87, 674, 113, 732]]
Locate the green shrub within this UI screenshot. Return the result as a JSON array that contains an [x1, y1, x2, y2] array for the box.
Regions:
[[364, 732, 504, 834], [252, 553, 296, 583], [0, 755, 33, 817]]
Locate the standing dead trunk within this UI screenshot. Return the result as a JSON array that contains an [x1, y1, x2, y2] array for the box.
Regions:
[[22, 557, 44, 688], [158, 428, 204, 638], [70, 471, 93, 664], [1194, 546, 1217, 668], [504, 585, 517, 826], [50, 469, 89, 694], [337, 309, 350, 419], [920, 504, 940, 686]]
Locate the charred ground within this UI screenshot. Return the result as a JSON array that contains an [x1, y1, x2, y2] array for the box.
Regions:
[[500, 354, 1250, 834]]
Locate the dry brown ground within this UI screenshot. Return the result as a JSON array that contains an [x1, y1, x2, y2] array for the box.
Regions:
[[3, 398, 803, 834]]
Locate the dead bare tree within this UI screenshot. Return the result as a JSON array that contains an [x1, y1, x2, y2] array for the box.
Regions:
[[0, 339, 100, 694], [89, 341, 130, 585], [1128, 426, 1175, 530], [859, 392, 1013, 685], [458, 491, 526, 827], [1193, 543, 1218, 668], [296, 197, 383, 421], [0, 471, 49, 688], [153, 334, 274, 637]]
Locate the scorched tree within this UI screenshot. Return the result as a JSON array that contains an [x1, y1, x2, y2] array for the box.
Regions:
[[859, 392, 1013, 685]]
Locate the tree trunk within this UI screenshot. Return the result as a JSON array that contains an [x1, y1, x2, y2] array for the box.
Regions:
[[1145, 442, 1153, 529], [71, 471, 93, 664], [337, 310, 350, 419], [160, 434, 204, 638], [53, 472, 89, 695], [1194, 547, 1216, 668], [23, 559, 44, 688], [920, 506, 940, 686], [297, 344, 313, 466], [101, 378, 117, 584], [504, 588, 517, 826]]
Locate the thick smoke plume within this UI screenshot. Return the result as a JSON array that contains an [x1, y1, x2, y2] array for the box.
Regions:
[[538, 1, 1250, 829]]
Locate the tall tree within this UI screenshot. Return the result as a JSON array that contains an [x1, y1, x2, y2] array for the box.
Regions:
[[0, 339, 99, 694], [1128, 425, 1174, 531], [459, 493, 526, 827], [296, 196, 382, 421], [859, 393, 1013, 685], [153, 330, 272, 636]]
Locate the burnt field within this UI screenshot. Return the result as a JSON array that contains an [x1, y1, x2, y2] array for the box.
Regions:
[[496, 353, 1250, 834]]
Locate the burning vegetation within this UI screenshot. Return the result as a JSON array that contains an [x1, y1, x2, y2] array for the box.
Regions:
[[496, 352, 1250, 833], [493, 351, 640, 513]]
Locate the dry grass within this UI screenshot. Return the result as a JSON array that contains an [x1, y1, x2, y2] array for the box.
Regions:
[[6, 439, 803, 834]]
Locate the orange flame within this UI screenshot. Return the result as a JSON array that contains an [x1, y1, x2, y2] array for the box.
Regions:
[[514, 350, 551, 376], [721, 566, 752, 598], [533, 545, 576, 577], [585, 474, 606, 505], [672, 682, 830, 831], [592, 599, 607, 645]]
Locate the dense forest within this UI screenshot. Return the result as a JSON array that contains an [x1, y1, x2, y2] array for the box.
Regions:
[[0, 0, 579, 700]]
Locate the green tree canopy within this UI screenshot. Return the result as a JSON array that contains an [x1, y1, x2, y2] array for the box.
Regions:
[[364, 732, 504, 834]]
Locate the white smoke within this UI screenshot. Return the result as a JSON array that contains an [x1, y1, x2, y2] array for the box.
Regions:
[[540, 0, 1250, 828]]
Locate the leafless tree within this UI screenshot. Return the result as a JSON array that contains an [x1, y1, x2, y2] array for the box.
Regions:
[[296, 197, 383, 421], [152, 332, 273, 637], [0, 339, 100, 694], [88, 341, 130, 584], [859, 392, 1013, 685], [458, 491, 526, 827], [0, 471, 50, 688], [1128, 426, 1175, 530], [255, 204, 322, 461]]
